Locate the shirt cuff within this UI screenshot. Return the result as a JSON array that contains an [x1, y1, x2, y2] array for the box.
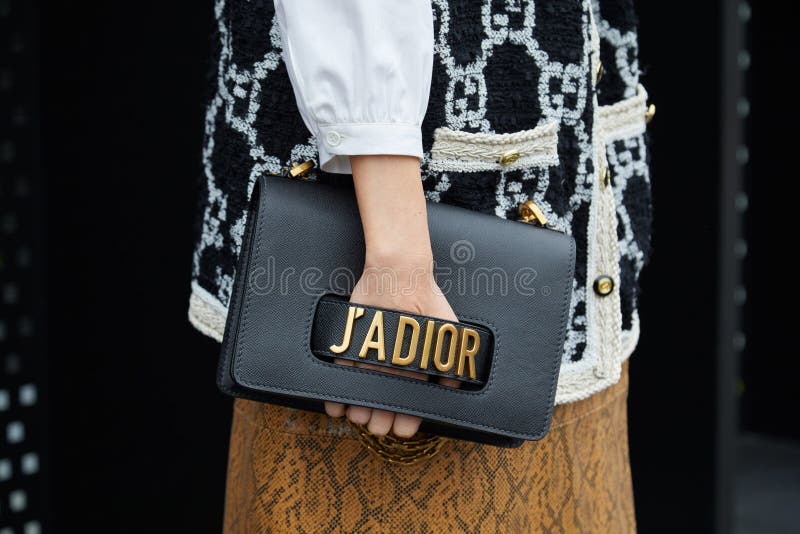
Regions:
[[316, 123, 424, 175]]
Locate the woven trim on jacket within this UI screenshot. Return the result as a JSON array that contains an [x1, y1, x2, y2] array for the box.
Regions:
[[429, 122, 560, 172]]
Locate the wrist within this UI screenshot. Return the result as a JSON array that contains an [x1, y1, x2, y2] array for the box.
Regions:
[[350, 154, 434, 269], [364, 247, 434, 273], [358, 250, 440, 305]]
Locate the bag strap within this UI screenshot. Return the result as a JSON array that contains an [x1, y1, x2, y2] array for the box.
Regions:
[[311, 296, 493, 386]]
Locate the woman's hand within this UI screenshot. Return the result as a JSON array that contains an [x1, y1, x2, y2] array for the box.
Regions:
[[323, 155, 459, 438]]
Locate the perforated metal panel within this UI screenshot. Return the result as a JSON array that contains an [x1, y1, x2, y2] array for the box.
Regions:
[[717, 1, 751, 533], [1, 1, 49, 532]]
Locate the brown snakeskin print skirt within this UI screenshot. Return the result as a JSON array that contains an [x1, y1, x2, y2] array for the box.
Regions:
[[223, 361, 635, 533]]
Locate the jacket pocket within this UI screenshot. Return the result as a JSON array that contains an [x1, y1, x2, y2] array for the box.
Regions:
[[429, 122, 559, 173], [423, 122, 569, 230]]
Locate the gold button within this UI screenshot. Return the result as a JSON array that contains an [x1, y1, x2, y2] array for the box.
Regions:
[[288, 160, 315, 178], [601, 165, 612, 189], [518, 199, 548, 226], [595, 62, 604, 84], [645, 103, 656, 124], [498, 149, 521, 167], [593, 275, 615, 296]]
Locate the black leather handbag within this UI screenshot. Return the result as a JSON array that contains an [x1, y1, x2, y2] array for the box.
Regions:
[[217, 174, 575, 447]]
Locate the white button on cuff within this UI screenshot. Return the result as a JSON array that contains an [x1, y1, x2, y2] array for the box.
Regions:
[[325, 131, 342, 147]]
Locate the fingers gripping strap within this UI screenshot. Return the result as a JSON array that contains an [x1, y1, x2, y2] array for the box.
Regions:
[[311, 297, 493, 386]]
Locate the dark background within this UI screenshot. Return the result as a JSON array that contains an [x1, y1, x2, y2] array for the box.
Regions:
[[740, 5, 796, 439], [38, 3, 229, 532], [1, 1, 796, 533]]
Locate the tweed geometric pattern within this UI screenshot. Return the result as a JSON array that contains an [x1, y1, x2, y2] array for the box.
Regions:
[[191, 0, 651, 370], [593, 0, 653, 331]]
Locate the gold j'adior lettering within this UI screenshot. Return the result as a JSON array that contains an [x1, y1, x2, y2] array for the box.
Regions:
[[434, 323, 458, 373], [358, 311, 386, 361], [391, 316, 420, 366], [457, 328, 480, 380], [329, 305, 365, 354], [330, 306, 481, 380], [420, 320, 435, 370]]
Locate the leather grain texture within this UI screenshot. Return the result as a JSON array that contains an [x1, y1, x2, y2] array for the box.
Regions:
[[218, 175, 576, 446]]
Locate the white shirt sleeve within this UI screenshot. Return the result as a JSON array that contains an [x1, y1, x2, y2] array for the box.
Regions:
[[274, 0, 434, 174]]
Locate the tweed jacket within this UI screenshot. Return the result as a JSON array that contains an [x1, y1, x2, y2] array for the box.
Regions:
[[189, 0, 653, 404]]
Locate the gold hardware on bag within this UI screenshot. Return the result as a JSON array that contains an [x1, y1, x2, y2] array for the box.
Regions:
[[331, 306, 480, 380], [348, 421, 446, 465], [288, 159, 315, 178], [595, 62, 604, 84], [593, 275, 615, 296], [498, 150, 521, 167], [329, 306, 365, 354], [518, 200, 548, 226], [602, 166, 612, 188], [645, 103, 656, 124]]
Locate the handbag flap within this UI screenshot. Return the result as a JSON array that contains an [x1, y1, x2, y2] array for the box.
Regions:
[[218, 175, 575, 443]]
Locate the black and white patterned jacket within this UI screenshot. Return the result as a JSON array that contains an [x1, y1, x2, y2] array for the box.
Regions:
[[189, 0, 652, 403]]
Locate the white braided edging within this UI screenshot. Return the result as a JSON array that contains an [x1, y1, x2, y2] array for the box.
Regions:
[[598, 84, 648, 143], [620, 312, 640, 363], [555, 313, 639, 404], [188, 282, 226, 343], [429, 121, 559, 172], [188, 283, 640, 406], [587, 149, 623, 382], [576, 4, 624, 393]]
